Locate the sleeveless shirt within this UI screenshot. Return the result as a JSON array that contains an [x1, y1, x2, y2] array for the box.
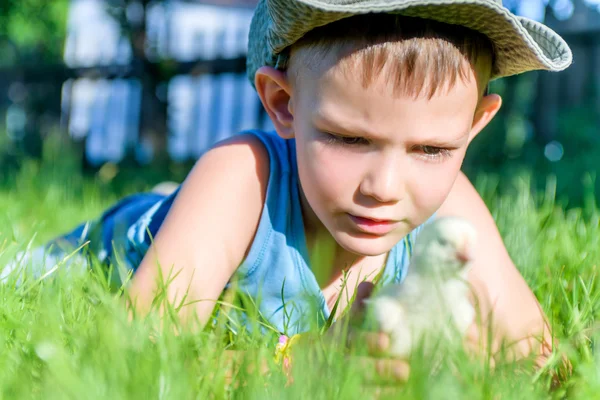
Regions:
[[22, 129, 433, 335]]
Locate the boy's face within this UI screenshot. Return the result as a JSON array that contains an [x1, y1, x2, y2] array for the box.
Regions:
[[257, 55, 499, 257]]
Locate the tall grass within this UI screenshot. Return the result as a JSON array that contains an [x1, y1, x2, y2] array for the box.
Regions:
[[0, 145, 598, 398]]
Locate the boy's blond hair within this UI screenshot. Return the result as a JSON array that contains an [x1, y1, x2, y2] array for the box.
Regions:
[[287, 14, 494, 100]]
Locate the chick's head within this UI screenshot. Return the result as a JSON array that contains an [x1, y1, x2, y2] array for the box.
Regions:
[[412, 216, 477, 276]]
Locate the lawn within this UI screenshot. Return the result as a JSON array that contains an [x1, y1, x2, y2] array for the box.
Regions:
[[0, 150, 598, 399]]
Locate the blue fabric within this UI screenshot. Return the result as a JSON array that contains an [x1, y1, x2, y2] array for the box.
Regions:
[[227, 130, 427, 334], [26, 129, 432, 335]]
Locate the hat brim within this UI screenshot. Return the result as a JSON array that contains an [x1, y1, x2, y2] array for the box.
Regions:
[[267, 0, 573, 80]]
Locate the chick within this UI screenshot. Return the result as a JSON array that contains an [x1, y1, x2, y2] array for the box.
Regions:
[[365, 216, 477, 358]]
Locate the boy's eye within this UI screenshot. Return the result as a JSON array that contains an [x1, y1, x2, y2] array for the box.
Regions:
[[324, 132, 368, 146], [340, 136, 365, 145], [416, 145, 453, 160], [421, 146, 444, 155]]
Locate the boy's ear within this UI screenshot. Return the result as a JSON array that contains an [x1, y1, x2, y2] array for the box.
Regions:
[[254, 66, 295, 139], [468, 94, 502, 144]]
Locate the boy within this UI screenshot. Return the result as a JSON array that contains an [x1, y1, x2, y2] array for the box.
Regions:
[[13, 0, 572, 377]]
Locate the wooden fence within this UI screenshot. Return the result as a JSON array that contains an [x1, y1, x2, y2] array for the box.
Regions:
[[1, 1, 599, 165]]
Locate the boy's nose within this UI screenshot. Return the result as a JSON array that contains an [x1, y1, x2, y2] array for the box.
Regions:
[[359, 155, 404, 204]]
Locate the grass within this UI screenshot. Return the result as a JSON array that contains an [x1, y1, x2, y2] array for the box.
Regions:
[[0, 146, 599, 399]]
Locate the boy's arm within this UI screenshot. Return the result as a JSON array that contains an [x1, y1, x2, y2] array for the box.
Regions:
[[437, 172, 552, 364], [127, 134, 270, 327]]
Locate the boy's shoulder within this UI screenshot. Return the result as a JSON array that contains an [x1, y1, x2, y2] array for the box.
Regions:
[[227, 129, 295, 169], [204, 130, 272, 177]]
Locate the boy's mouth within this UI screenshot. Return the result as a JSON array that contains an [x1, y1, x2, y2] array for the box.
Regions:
[[347, 214, 399, 235]]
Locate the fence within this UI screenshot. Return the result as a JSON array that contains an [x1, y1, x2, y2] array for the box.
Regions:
[[2, 0, 599, 167], [528, 31, 600, 150], [1, 0, 273, 166]]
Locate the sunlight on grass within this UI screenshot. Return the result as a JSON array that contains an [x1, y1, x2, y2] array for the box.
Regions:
[[0, 158, 598, 398]]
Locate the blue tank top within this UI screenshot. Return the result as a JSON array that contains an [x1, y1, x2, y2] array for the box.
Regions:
[[226, 130, 423, 334], [40, 129, 433, 336]]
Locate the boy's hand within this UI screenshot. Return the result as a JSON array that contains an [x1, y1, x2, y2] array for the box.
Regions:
[[333, 281, 411, 383], [286, 282, 410, 385]]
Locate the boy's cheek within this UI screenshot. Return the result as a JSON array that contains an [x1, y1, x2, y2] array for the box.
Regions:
[[407, 182, 453, 223], [409, 163, 462, 209]]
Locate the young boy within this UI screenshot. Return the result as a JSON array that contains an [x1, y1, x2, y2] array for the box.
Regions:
[[11, 0, 571, 373]]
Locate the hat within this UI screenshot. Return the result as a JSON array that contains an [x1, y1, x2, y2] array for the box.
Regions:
[[246, 0, 573, 87]]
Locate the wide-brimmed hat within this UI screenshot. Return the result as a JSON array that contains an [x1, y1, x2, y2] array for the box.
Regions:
[[247, 0, 573, 87]]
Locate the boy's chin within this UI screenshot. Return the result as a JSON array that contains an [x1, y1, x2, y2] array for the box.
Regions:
[[335, 233, 397, 257]]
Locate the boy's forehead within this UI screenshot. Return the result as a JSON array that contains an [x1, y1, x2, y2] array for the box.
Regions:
[[306, 69, 478, 143]]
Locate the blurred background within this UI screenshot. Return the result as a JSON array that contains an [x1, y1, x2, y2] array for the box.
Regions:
[[0, 0, 598, 206]]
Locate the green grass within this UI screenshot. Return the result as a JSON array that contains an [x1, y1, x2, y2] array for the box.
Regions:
[[0, 151, 599, 399]]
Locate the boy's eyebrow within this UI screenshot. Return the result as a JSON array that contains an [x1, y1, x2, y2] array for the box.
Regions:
[[312, 111, 471, 144], [312, 111, 377, 138]]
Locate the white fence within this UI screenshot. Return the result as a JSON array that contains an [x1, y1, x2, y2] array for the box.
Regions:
[[62, 0, 273, 165]]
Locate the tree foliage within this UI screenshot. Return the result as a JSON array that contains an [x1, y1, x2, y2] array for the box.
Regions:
[[0, 0, 69, 66]]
